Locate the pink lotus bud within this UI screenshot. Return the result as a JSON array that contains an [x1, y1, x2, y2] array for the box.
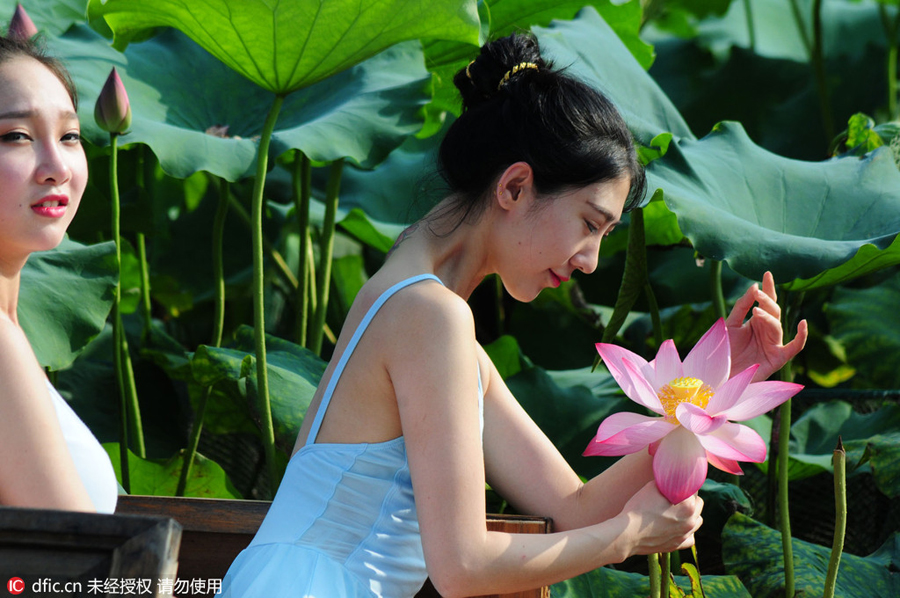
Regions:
[[7, 3, 38, 40], [94, 68, 132, 135]]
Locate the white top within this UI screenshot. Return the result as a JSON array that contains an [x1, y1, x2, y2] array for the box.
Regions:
[[47, 380, 118, 513]]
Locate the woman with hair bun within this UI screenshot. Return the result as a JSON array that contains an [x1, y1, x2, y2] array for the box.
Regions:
[[221, 33, 806, 597], [0, 31, 118, 513]]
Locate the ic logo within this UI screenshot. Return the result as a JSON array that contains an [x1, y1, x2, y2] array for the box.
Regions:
[[6, 578, 24, 595]]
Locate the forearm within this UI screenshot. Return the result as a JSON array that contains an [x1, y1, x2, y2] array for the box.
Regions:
[[429, 517, 632, 598], [556, 451, 654, 531]]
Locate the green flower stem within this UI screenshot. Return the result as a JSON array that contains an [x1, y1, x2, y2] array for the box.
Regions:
[[879, 3, 900, 119], [777, 289, 800, 597], [812, 0, 834, 144], [109, 133, 145, 472], [649, 553, 661, 598], [645, 281, 662, 347], [823, 438, 846, 598], [661, 551, 671, 598], [743, 0, 756, 53], [601, 207, 648, 344], [691, 545, 705, 598], [293, 151, 312, 347], [710, 260, 727, 320], [309, 160, 344, 356], [176, 178, 230, 497], [251, 94, 285, 496], [777, 400, 795, 597]]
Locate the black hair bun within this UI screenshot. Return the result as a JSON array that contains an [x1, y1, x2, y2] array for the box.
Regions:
[[453, 33, 548, 110]]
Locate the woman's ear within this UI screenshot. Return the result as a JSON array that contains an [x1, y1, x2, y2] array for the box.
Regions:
[[495, 162, 534, 211]]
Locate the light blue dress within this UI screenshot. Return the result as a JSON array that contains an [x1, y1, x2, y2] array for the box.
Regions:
[[221, 274, 484, 598]]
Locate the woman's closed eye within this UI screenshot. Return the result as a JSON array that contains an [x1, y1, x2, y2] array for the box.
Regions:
[[584, 219, 599, 234]]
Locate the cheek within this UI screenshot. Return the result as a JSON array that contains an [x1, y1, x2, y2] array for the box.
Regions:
[[69, 150, 88, 201]]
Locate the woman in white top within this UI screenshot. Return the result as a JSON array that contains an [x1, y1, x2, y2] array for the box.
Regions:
[[0, 33, 117, 513]]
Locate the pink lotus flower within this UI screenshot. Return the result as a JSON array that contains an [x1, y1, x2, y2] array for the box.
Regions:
[[94, 68, 132, 135], [584, 319, 802, 504], [7, 4, 38, 40]]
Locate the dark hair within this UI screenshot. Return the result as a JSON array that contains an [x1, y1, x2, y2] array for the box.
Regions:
[[0, 35, 78, 110], [437, 33, 645, 226]]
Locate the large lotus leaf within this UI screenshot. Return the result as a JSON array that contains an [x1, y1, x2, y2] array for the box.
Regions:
[[723, 512, 900, 598], [50, 24, 432, 180], [19, 238, 117, 371], [535, 8, 900, 288], [88, 0, 479, 95], [747, 400, 900, 491], [551, 566, 751, 597], [103, 443, 241, 498], [826, 270, 900, 388], [687, 0, 887, 62], [190, 325, 326, 452], [0, 0, 89, 36], [650, 125, 900, 285]]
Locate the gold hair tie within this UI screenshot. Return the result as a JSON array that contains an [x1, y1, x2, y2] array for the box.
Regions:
[[497, 62, 538, 90], [465, 60, 476, 81]]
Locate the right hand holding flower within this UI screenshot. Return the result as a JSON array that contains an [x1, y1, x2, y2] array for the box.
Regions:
[[619, 481, 704, 556]]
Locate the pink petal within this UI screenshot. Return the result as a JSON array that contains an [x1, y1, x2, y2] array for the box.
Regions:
[[650, 340, 683, 389], [652, 427, 708, 504], [705, 364, 758, 415], [622, 359, 666, 414], [707, 452, 744, 475], [695, 422, 767, 463], [718, 380, 804, 421], [583, 413, 676, 457], [676, 403, 727, 435], [596, 343, 649, 398], [682, 319, 730, 390]]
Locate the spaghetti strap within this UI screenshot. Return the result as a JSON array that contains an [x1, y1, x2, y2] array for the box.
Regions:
[[305, 274, 444, 445]]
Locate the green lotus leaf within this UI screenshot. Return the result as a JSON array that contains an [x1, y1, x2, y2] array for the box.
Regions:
[[88, 0, 479, 95], [687, 0, 887, 62], [551, 562, 751, 597], [826, 270, 900, 388], [723, 512, 900, 598], [190, 326, 326, 452], [51, 24, 432, 180], [19, 238, 117, 371], [536, 8, 900, 288], [104, 443, 241, 498]]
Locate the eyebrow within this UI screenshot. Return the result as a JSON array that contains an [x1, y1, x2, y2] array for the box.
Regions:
[[0, 109, 79, 122], [589, 203, 620, 228]]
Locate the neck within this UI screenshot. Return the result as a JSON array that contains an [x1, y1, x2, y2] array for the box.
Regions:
[[390, 197, 498, 300], [0, 268, 22, 324]]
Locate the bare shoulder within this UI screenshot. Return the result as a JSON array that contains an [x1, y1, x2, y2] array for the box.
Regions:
[[0, 316, 41, 382], [378, 278, 475, 340]]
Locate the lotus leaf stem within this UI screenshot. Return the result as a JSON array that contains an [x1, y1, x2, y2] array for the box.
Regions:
[[293, 151, 312, 347], [812, 0, 834, 144], [177, 178, 230, 496], [743, 0, 756, 52], [310, 160, 344, 356], [251, 94, 285, 496]]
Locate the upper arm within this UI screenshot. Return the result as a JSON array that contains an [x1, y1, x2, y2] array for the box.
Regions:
[[0, 321, 94, 511], [384, 289, 488, 572], [478, 350, 586, 529]]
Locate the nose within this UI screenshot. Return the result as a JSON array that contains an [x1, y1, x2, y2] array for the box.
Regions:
[[572, 237, 601, 275], [34, 139, 72, 186]]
